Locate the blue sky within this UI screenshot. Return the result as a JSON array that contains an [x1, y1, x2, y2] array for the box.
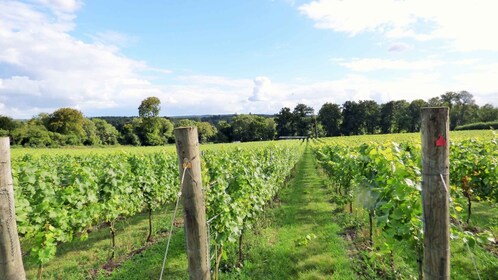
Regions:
[[1, 0, 498, 118]]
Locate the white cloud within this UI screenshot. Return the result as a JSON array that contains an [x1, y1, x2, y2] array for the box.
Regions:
[[0, 1, 164, 118], [299, 0, 498, 52], [249, 76, 272, 102], [36, 0, 82, 13], [338, 58, 444, 72]]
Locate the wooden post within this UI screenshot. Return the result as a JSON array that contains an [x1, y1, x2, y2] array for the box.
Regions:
[[174, 127, 210, 280], [421, 108, 450, 280], [0, 137, 26, 280]]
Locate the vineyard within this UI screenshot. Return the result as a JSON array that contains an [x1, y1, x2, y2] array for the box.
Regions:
[[7, 140, 304, 279], [3, 129, 498, 279]]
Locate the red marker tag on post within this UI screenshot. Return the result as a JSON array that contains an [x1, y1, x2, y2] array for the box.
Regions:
[[436, 135, 447, 147]]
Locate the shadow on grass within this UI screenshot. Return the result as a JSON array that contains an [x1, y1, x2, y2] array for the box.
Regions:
[[103, 227, 189, 280]]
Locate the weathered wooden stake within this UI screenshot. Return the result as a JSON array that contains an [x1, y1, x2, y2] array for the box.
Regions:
[[421, 108, 450, 280], [174, 127, 210, 280], [0, 137, 26, 280]]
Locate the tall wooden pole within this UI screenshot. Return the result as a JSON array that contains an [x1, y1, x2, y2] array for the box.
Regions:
[[421, 108, 450, 280], [174, 127, 210, 280], [0, 137, 26, 280]]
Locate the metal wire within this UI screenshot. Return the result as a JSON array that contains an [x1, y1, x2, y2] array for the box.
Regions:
[[159, 166, 188, 280]]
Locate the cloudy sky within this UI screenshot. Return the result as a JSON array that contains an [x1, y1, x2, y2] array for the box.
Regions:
[[1, 0, 498, 119]]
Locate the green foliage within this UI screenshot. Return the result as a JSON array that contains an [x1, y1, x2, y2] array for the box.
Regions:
[[83, 118, 101, 145], [138, 96, 161, 118], [231, 114, 276, 142], [0, 115, 19, 131], [455, 121, 498, 131], [197, 121, 217, 143], [11, 123, 55, 147], [292, 104, 314, 136], [47, 108, 86, 141], [12, 141, 302, 271], [93, 118, 120, 145], [275, 107, 294, 136], [318, 103, 342, 136], [312, 133, 498, 278]]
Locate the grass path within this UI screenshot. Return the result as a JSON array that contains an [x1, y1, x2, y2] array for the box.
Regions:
[[223, 147, 355, 279]]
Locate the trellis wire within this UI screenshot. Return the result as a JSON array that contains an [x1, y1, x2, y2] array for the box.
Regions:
[[159, 165, 188, 280]]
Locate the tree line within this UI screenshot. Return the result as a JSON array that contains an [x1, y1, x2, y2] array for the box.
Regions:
[[1, 91, 497, 147], [277, 91, 498, 137]]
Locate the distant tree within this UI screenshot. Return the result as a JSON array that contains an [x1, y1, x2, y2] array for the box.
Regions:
[[11, 123, 53, 147], [231, 114, 275, 142], [393, 100, 410, 133], [82, 118, 101, 145], [341, 101, 363, 135], [292, 104, 314, 136], [93, 118, 120, 145], [318, 103, 342, 136], [407, 99, 429, 132], [359, 100, 380, 134], [440, 91, 460, 110], [379, 101, 395, 134], [454, 91, 477, 127], [158, 118, 174, 142], [196, 122, 216, 143], [0, 115, 19, 132], [427, 97, 442, 107], [216, 121, 233, 142], [477, 104, 498, 122], [47, 108, 86, 141], [120, 122, 141, 146], [264, 118, 277, 140], [138, 97, 161, 118], [275, 107, 294, 136], [175, 119, 197, 128]]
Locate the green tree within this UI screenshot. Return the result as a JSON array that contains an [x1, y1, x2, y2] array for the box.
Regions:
[[318, 103, 342, 136], [196, 122, 216, 143], [0, 115, 19, 132], [216, 121, 233, 142], [393, 100, 410, 133], [359, 100, 380, 134], [292, 104, 314, 136], [158, 118, 174, 142], [440, 91, 460, 110], [120, 122, 141, 146], [454, 91, 477, 127], [82, 118, 101, 145], [407, 99, 429, 132], [477, 104, 498, 122], [93, 118, 120, 145], [11, 123, 53, 147], [231, 115, 275, 142], [175, 119, 197, 128], [427, 97, 442, 106], [341, 101, 363, 135], [138, 97, 161, 118], [275, 107, 294, 136], [47, 108, 86, 141]]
